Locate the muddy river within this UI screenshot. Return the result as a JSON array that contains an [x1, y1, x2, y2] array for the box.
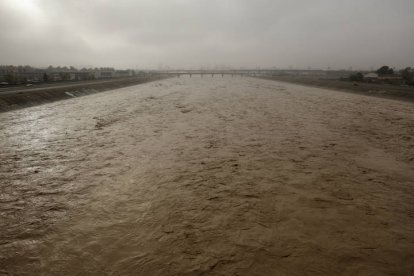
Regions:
[[1, 77, 413, 275]]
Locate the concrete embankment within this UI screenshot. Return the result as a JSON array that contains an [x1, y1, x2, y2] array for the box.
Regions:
[[0, 76, 168, 112]]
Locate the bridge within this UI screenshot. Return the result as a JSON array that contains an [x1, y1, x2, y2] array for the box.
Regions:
[[154, 69, 353, 79], [157, 70, 256, 78]]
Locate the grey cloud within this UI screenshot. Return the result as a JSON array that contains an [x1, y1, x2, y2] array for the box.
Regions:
[[1, 0, 413, 69]]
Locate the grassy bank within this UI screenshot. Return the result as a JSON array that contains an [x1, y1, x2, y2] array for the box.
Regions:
[[258, 76, 414, 102]]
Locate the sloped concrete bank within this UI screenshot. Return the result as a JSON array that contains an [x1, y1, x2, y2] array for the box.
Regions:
[[0, 76, 168, 113]]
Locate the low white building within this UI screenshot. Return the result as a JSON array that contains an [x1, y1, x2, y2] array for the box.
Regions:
[[94, 69, 115, 79], [363, 72, 378, 81]]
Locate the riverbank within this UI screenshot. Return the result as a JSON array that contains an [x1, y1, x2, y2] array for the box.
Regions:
[[258, 76, 414, 102], [0, 75, 168, 112]]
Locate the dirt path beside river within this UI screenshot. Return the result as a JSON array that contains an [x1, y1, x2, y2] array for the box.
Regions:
[[1, 77, 413, 275]]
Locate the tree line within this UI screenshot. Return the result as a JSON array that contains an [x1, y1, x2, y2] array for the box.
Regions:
[[349, 66, 413, 85]]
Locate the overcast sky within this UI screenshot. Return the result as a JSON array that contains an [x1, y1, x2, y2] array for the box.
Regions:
[[1, 0, 413, 70]]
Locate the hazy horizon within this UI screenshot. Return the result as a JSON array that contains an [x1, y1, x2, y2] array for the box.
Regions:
[[1, 0, 413, 70]]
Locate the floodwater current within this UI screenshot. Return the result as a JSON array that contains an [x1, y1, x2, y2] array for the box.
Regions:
[[1, 77, 414, 275]]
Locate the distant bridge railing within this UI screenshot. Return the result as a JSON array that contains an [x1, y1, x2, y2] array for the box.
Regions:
[[150, 69, 353, 79]]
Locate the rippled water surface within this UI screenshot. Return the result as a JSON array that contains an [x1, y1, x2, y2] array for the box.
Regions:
[[1, 77, 414, 275]]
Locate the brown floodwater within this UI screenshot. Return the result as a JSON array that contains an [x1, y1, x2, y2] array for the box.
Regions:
[[1, 77, 414, 275]]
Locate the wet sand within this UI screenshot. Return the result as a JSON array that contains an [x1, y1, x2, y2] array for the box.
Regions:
[[1, 77, 413, 275]]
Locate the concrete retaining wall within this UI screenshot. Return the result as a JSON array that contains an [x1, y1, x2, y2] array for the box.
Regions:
[[0, 76, 167, 113]]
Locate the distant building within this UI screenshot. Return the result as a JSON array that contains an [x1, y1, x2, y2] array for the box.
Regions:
[[94, 68, 115, 79], [0, 65, 45, 84], [0, 65, 135, 84], [363, 72, 378, 82], [48, 73, 63, 81], [69, 72, 77, 81], [115, 69, 134, 78], [364, 72, 402, 84]]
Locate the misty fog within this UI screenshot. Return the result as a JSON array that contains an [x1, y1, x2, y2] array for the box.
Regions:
[[1, 0, 413, 70]]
